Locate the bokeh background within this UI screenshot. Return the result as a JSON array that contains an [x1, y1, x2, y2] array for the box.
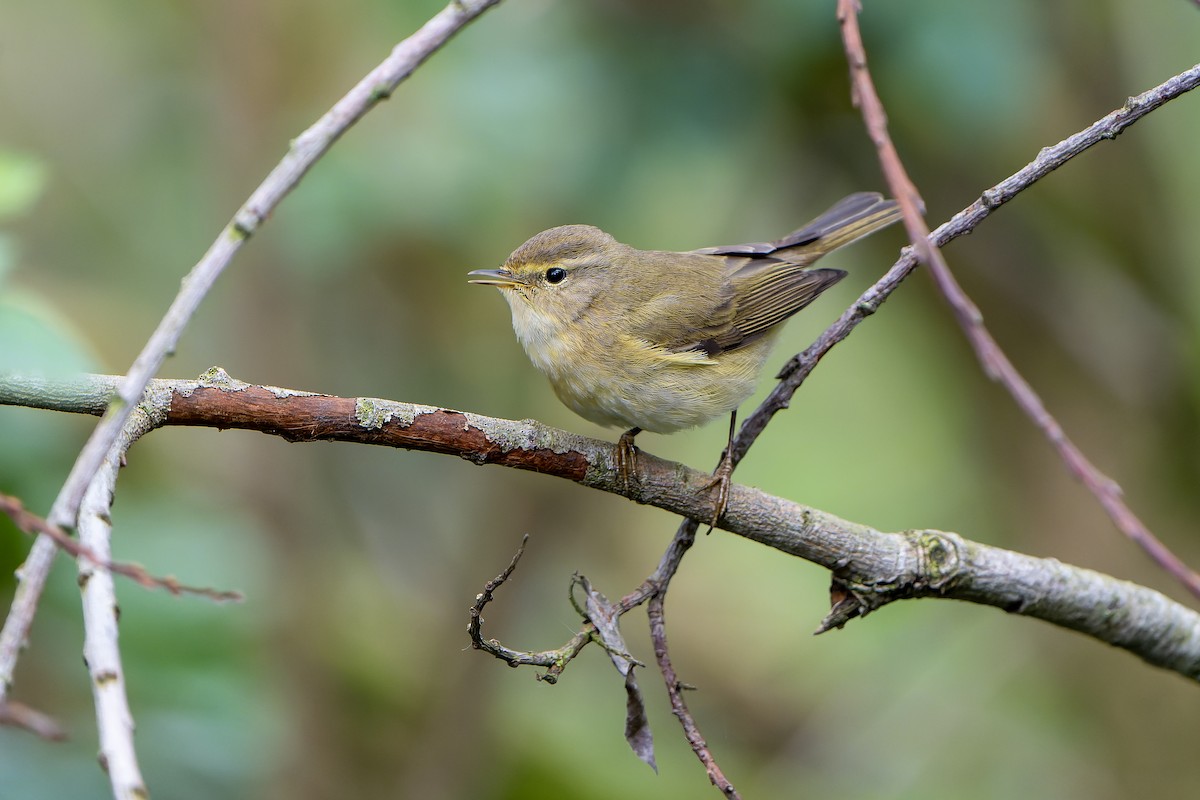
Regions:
[[2, 1, 1199, 797]]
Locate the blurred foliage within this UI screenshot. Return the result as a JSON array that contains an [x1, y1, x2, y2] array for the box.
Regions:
[[1, 0, 1200, 797]]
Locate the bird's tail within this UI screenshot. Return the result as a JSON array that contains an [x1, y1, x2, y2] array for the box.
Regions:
[[771, 192, 902, 257]]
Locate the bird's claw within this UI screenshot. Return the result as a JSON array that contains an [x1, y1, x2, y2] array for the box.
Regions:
[[701, 452, 733, 533], [615, 428, 640, 494]]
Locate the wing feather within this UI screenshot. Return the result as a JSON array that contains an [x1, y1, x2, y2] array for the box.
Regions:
[[624, 192, 899, 358]]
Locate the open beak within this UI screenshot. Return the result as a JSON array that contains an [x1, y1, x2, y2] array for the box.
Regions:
[[468, 268, 527, 288]]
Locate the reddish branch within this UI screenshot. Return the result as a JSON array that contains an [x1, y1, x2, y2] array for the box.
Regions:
[[0, 699, 67, 741], [0, 493, 241, 602], [9, 373, 1200, 680], [166, 386, 591, 478], [836, 0, 1200, 600], [648, 593, 739, 797]]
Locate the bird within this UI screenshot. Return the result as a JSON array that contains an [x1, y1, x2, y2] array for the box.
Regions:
[[469, 192, 900, 525]]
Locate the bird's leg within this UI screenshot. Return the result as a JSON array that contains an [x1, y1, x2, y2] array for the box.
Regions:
[[616, 427, 642, 493], [701, 412, 737, 532]]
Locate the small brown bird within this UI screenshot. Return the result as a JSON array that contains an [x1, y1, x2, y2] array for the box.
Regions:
[[470, 192, 900, 523]]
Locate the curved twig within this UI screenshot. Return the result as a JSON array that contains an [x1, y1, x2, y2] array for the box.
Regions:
[[468, 535, 594, 680], [835, 0, 1200, 599], [0, 0, 503, 707]]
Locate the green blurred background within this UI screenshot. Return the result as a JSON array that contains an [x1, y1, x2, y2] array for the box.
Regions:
[[2, 0, 1199, 797]]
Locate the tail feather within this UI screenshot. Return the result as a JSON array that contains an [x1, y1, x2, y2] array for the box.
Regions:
[[771, 192, 901, 257], [691, 192, 901, 261]]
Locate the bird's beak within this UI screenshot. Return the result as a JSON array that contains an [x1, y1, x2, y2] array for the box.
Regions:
[[468, 268, 527, 288]]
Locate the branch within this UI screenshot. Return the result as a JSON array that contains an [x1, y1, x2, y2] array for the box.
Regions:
[[735, 59, 1200, 465], [75, 410, 156, 799], [5, 370, 1200, 683], [0, 699, 67, 742], [0, 0, 503, 707], [0, 494, 242, 602], [836, 2, 1200, 598], [604, 56, 1200, 791], [648, 585, 739, 797], [468, 535, 595, 680]]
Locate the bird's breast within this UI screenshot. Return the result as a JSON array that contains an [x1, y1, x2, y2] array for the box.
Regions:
[[503, 291, 776, 434]]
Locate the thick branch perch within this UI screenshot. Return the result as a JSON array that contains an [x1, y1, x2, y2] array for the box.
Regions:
[[4, 370, 1199, 682]]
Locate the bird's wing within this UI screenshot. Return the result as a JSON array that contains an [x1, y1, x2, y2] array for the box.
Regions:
[[623, 255, 845, 359], [621, 193, 897, 358], [711, 260, 846, 353]]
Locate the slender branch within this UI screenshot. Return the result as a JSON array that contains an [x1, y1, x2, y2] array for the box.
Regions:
[[642, 519, 742, 796], [835, 1, 1200, 599], [0, 494, 241, 602], [76, 410, 156, 799], [648, 592, 739, 799], [5, 370, 1200, 682], [468, 535, 594, 680], [0, 700, 67, 742], [0, 0, 503, 706], [735, 59, 1200, 465]]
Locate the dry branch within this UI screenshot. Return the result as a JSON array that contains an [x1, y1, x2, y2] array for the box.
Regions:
[[4, 370, 1199, 683]]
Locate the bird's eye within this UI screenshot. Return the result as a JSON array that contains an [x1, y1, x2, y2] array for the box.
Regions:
[[545, 267, 567, 284]]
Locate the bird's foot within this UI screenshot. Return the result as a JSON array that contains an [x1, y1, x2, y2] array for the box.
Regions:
[[615, 427, 641, 494], [700, 450, 733, 534]]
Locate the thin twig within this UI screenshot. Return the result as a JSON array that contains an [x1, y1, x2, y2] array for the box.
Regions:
[[0, 493, 242, 602], [0, 0, 503, 705], [642, 518, 745, 796], [468, 536, 594, 681], [0, 699, 67, 741], [648, 591, 740, 798], [735, 60, 1200, 464], [836, 0, 1200, 599], [77, 418, 152, 798]]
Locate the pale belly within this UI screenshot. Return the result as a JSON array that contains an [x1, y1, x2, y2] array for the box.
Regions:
[[507, 292, 776, 433], [542, 339, 774, 434]]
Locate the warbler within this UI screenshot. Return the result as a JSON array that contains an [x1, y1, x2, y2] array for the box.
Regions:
[[469, 192, 900, 522]]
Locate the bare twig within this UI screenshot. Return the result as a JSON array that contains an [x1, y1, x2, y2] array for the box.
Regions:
[[0, 493, 242, 602], [0, 699, 67, 741], [637, 517, 744, 796], [468, 536, 594, 681], [77, 420, 151, 798], [737, 61, 1200, 464], [0, 0, 503, 706], [648, 591, 739, 799], [835, 0, 1200, 599]]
